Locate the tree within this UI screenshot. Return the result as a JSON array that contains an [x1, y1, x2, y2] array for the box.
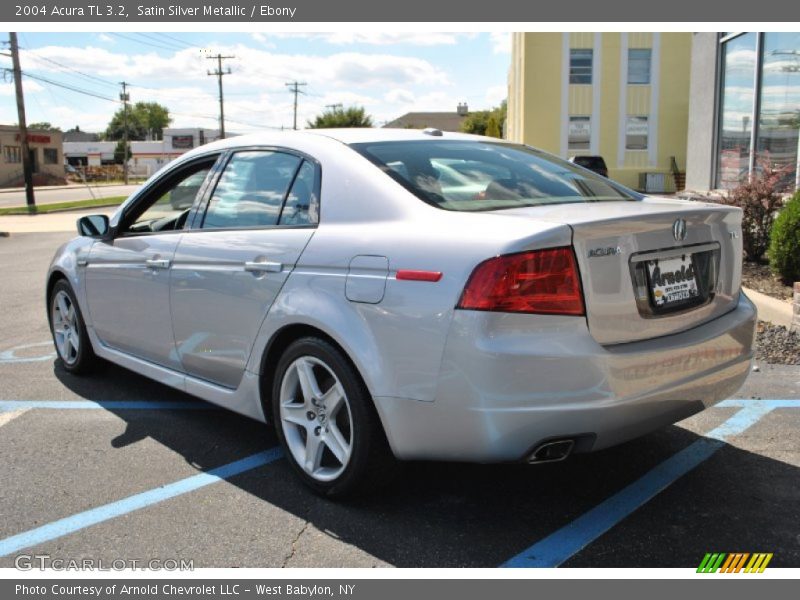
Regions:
[[113, 140, 131, 165], [461, 100, 507, 137], [306, 106, 373, 129], [105, 101, 171, 141], [28, 122, 60, 131]]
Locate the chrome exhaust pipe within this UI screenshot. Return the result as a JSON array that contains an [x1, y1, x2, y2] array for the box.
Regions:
[[528, 439, 574, 464]]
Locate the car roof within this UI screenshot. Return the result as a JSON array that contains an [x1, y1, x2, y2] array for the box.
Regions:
[[184, 128, 505, 158]]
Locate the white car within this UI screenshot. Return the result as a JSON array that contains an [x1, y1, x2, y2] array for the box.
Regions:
[[47, 129, 756, 497]]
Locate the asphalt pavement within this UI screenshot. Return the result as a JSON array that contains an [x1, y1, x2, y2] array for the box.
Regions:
[[0, 231, 798, 568]]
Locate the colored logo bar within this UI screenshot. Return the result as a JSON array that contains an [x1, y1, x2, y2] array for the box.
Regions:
[[697, 553, 773, 573]]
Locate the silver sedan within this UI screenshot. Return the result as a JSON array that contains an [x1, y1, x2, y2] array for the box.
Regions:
[[46, 129, 756, 497]]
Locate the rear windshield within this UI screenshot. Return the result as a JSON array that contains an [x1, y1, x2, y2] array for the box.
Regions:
[[351, 140, 637, 212]]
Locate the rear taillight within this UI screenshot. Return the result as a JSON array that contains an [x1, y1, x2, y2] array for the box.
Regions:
[[457, 247, 585, 316]]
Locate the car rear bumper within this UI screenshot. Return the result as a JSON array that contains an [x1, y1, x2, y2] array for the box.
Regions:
[[374, 292, 756, 462]]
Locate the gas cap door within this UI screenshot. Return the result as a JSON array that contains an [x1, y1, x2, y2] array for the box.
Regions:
[[345, 255, 389, 304]]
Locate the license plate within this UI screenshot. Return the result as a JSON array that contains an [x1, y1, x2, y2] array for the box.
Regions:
[[647, 254, 699, 308]]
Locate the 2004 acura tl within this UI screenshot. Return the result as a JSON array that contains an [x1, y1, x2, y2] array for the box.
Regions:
[[47, 129, 756, 496]]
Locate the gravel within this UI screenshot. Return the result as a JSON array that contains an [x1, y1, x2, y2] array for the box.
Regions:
[[755, 320, 800, 365]]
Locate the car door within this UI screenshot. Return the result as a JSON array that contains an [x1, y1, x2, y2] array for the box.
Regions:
[[170, 149, 320, 389], [84, 156, 220, 370]]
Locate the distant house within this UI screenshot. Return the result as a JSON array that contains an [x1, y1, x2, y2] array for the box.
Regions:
[[384, 103, 470, 132], [0, 124, 65, 187], [63, 127, 225, 177], [63, 127, 100, 143]]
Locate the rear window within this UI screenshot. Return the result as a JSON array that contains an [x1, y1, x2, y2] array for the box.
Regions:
[[351, 140, 636, 212]]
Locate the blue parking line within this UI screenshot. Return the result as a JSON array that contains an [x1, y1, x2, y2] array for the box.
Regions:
[[0, 400, 216, 412], [0, 447, 284, 557], [500, 401, 778, 568]]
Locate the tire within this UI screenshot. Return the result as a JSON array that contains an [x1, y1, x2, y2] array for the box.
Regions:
[[271, 336, 396, 498], [48, 279, 97, 375]]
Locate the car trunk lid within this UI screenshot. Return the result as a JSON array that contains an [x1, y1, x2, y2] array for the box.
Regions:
[[498, 198, 743, 345]]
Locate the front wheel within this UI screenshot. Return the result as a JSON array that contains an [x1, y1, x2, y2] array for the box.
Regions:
[[271, 337, 396, 498], [49, 279, 97, 374]]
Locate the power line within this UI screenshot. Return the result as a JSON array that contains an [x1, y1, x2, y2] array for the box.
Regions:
[[207, 54, 234, 138], [133, 33, 190, 52], [285, 81, 307, 130], [152, 33, 196, 50], [17, 71, 119, 103], [109, 32, 181, 53], [23, 53, 118, 88]]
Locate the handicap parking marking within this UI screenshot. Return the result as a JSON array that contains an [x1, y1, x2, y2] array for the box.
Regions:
[[0, 341, 56, 364], [0, 409, 27, 428], [0, 400, 218, 412], [0, 447, 284, 558], [500, 399, 797, 568]]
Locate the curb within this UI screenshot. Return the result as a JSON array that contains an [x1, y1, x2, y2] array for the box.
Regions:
[[743, 287, 793, 329]]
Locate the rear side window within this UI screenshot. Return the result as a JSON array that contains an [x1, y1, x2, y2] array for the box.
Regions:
[[280, 160, 319, 225], [351, 140, 636, 212], [202, 150, 302, 229]]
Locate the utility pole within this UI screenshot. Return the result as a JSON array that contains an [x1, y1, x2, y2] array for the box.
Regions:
[[207, 54, 234, 138], [9, 33, 35, 210], [119, 81, 130, 185], [325, 103, 343, 112], [285, 81, 307, 130]]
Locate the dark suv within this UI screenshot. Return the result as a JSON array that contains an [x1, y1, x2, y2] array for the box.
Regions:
[[569, 155, 609, 178]]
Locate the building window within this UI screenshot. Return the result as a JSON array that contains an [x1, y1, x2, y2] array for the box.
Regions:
[[43, 148, 58, 164], [4, 145, 21, 163], [716, 33, 757, 189], [628, 49, 652, 84], [569, 49, 593, 84], [755, 32, 800, 188], [626, 116, 649, 150], [568, 116, 591, 151]]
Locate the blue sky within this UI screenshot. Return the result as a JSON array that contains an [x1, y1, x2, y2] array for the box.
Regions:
[[0, 32, 511, 134]]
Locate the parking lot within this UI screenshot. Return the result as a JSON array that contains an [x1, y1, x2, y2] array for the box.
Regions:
[[1, 231, 799, 569]]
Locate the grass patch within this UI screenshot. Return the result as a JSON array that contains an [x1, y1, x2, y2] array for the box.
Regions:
[[0, 196, 126, 216]]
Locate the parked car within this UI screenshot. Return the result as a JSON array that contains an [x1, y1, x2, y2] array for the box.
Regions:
[[47, 129, 755, 497], [569, 155, 609, 178]]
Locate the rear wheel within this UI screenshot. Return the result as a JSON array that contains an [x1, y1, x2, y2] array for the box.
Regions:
[[271, 337, 396, 498], [49, 279, 97, 374]]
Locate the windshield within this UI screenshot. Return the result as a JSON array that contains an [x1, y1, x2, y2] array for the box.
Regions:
[[351, 140, 639, 212]]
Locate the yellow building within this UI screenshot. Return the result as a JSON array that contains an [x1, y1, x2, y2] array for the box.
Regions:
[[507, 33, 692, 191]]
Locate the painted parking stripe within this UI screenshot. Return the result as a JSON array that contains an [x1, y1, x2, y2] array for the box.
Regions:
[[501, 401, 782, 568], [0, 447, 284, 558], [0, 400, 216, 412]]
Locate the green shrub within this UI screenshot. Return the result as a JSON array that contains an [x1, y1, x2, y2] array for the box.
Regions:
[[769, 190, 800, 284]]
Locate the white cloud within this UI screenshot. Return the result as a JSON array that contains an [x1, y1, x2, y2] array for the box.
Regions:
[[485, 84, 507, 106], [269, 32, 465, 46], [97, 34, 114, 44], [490, 32, 511, 55]]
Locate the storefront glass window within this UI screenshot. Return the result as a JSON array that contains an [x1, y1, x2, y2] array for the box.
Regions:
[[716, 33, 757, 189], [755, 32, 800, 190]]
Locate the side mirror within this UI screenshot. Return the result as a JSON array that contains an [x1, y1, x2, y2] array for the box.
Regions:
[[77, 214, 110, 238]]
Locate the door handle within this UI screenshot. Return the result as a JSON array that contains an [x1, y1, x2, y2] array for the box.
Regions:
[[244, 260, 282, 273], [145, 258, 171, 270]]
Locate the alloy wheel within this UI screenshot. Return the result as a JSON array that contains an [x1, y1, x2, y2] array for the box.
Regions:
[[279, 356, 353, 482], [52, 290, 80, 365]]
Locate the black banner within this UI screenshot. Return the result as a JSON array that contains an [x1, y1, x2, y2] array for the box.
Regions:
[[4, 0, 800, 22]]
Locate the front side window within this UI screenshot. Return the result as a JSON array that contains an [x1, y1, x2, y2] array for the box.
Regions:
[[627, 48, 652, 84], [123, 159, 216, 234], [625, 116, 649, 150], [568, 116, 591, 151], [201, 150, 304, 229], [569, 49, 593, 84], [352, 140, 636, 212]]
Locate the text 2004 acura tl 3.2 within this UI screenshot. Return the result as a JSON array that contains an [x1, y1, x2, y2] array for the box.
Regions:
[[47, 129, 756, 496]]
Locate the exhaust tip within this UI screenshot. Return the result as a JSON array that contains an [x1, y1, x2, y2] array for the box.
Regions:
[[528, 439, 574, 464]]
